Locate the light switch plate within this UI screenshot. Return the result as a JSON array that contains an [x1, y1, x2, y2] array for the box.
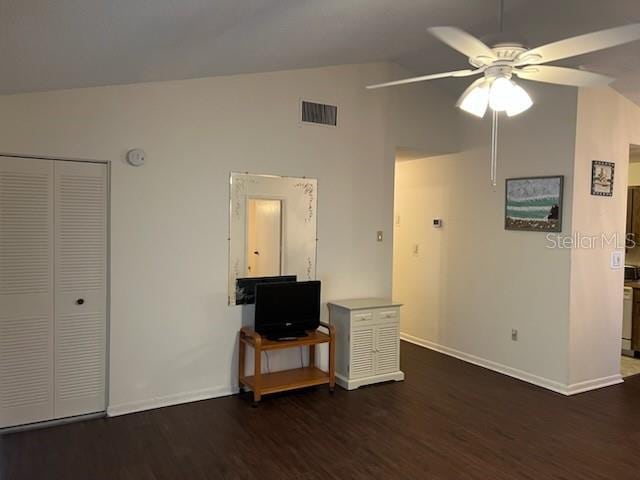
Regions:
[[611, 250, 623, 270]]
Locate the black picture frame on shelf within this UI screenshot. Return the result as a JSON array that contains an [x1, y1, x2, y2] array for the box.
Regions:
[[591, 160, 615, 197]]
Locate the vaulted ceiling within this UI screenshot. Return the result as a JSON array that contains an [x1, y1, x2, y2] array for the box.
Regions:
[[2, 0, 640, 103]]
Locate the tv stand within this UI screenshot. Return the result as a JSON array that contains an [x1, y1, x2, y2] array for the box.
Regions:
[[238, 322, 335, 406], [267, 331, 308, 341]]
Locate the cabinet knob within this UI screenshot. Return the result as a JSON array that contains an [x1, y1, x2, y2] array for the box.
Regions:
[[76, 298, 85, 305]]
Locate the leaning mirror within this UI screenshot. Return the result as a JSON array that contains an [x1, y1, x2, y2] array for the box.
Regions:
[[228, 173, 317, 305]]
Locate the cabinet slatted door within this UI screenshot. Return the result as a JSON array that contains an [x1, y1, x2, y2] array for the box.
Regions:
[[375, 324, 400, 374], [350, 326, 375, 379], [0, 158, 54, 428], [54, 162, 107, 418]]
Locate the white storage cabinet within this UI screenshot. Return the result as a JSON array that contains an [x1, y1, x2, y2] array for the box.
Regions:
[[328, 298, 404, 390]]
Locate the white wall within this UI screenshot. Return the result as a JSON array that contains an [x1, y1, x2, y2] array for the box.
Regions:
[[394, 82, 579, 391], [568, 88, 640, 387], [0, 62, 459, 415]]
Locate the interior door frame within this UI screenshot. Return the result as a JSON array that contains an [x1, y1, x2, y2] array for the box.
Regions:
[[244, 194, 287, 278], [0, 152, 111, 431]]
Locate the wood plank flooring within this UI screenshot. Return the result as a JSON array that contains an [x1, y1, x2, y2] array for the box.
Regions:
[[3, 341, 640, 479]]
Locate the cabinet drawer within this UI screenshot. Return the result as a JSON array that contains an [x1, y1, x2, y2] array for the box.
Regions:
[[352, 311, 374, 323], [376, 309, 399, 322]]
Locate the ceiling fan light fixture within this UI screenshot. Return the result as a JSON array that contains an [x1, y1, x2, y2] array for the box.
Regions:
[[505, 83, 533, 117], [457, 80, 490, 118], [488, 76, 514, 112]]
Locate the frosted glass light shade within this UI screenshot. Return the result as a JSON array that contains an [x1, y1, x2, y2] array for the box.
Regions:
[[488, 77, 514, 112], [505, 83, 533, 116], [457, 80, 490, 118], [457, 77, 533, 118]]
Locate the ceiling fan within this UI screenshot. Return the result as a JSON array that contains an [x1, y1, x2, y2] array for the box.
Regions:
[[367, 2, 640, 186], [367, 22, 640, 118]]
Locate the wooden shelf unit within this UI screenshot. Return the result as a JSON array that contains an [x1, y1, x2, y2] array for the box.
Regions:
[[239, 322, 336, 405]]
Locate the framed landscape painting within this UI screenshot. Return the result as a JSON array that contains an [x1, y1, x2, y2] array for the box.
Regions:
[[505, 176, 564, 232]]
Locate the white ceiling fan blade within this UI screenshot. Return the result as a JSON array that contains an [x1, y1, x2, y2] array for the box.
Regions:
[[516, 23, 640, 66], [514, 66, 615, 87], [428, 27, 496, 63], [366, 69, 480, 90]]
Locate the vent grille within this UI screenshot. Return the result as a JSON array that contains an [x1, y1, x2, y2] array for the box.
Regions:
[[302, 101, 337, 126]]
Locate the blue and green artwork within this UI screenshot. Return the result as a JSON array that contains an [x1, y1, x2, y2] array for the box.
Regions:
[[505, 176, 563, 232]]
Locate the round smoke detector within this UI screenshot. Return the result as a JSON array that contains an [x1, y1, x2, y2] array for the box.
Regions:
[[126, 148, 146, 167]]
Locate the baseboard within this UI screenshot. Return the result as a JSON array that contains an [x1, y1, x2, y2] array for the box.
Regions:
[[400, 333, 621, 396], [566, 374, 623, 395], [107, 385, 236, 417], [335, 371, 404, 390], [400, 333, 571, 395]]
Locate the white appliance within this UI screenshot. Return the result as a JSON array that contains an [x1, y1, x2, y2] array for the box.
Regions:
[[623, 287, 633, 354]]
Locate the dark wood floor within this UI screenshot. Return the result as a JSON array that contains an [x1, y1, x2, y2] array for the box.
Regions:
[[3, 342, 640, 479]]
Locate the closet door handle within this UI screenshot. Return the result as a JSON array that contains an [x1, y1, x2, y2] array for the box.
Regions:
[[76, 298, 85, 305]]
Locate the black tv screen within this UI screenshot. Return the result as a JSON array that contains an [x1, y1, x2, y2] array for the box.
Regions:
[[235, 275, 296, 305], [254, 281, 321, 338]]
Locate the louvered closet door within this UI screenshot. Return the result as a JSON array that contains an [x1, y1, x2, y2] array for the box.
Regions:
[[54, 161, 107, 418], [375, 323, 400, 375], [0, 157, 54, 428]]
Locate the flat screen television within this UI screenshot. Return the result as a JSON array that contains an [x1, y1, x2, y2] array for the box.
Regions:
[[235, 275, 296, 305], [254, 281, 321, 340]]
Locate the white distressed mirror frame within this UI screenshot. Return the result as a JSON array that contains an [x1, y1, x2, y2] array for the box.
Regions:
[[228, 172, 318, 305]]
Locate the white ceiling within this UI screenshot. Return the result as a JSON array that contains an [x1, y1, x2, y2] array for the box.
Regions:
[[2, 0, 640, 103]]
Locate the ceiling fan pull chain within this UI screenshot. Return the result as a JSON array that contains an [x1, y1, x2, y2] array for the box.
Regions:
[[491, 110, 499, 187]]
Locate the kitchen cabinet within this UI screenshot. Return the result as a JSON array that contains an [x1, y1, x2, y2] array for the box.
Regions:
[[633, 289, 640, 351], [627, 187, 640, 248]]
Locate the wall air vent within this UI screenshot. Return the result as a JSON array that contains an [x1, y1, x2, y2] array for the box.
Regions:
[[301, 101, 337, 126]]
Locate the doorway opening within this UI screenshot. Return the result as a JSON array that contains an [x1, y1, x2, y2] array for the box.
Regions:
[[246, 198, 283, 277], [622, 144, 640, 377], [392, 147, 440, 344]]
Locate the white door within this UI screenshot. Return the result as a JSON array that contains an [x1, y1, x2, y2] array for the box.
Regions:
[[54, 161, 107, 418], [246, 199, 282, 277], [375, 323, 400, 374], [0, 157, 107, 429], [0, 157, 55, 428], [350, 325, 376, 379]]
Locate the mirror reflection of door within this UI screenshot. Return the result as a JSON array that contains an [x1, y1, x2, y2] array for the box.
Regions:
[[246, 198, 282, 277]]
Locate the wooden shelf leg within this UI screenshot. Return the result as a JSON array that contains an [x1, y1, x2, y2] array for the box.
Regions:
[[309, 344, 315, 368], [239, 335, 246, 392], [253, 342, 262, 404], [328, 325, 336, 392]]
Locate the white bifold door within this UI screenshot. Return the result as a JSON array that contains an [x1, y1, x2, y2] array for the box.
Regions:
[[0, 157, 107, 428]]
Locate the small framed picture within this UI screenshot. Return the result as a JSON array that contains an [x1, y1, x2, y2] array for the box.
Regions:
[[505, 176, 564, 232], [591, 161, 614, 196]]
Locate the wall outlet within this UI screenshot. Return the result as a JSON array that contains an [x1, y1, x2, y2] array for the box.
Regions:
[[511, 329, 518, 341], [611, 250, 623, 270]]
